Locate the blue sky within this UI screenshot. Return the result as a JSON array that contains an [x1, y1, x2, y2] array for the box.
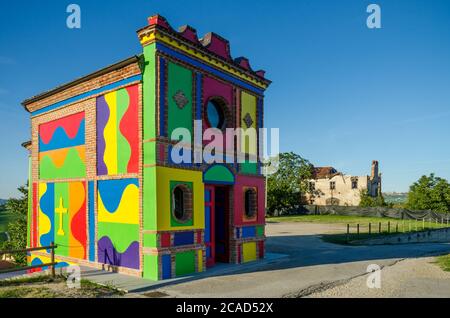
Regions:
[[1, 0, 450, 197]]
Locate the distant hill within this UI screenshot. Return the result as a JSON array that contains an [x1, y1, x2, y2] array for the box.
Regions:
[[383, 192, 408, 204]]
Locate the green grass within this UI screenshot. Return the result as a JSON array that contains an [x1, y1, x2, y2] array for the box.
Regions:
[[0, 274, 125, 298], [0, 275, 56, 287], [436, 254, 450, 272], [0, 287, 57, 298]]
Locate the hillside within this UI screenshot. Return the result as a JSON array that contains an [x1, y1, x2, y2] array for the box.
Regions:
[[383, 192, 408, 204]]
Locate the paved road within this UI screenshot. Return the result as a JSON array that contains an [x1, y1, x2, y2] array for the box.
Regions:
[[151, 222, 450, 298]]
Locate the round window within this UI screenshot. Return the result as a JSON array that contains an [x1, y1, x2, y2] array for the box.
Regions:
[[206, 99, 226, 129]]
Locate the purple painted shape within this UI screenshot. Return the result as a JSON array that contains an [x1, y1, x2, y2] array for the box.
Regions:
[[96, 95, 109, 175], [97, 236, 140, 270]]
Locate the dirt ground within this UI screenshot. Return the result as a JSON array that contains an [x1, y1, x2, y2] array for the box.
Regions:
[[307, 256, 450, 298], [147, 222, 450, 298]]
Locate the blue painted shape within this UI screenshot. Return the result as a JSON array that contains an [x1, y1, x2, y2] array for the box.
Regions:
[[241, 226, 256, 238], [206, 247, 211, 258], [39, 120, 85, 152], [156, 43, 265, 96], [32, 75, 142, 117], [196, 73, 202, 120], [31, 257, 48, 271], [88, 181, 95, 262], [39, 183, 54, 251], [205, 190, 211, 203], [236, 228, 241, 239], [173, 231, 194, 246], [97, 178, 139, 213], [204, 206, 211, 243], [257, 98, 263, 128], [162, 254, 172, 279], [159, 57, 166, 137]]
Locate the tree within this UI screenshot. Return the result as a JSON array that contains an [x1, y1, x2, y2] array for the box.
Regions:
[[406, 174, 450, 213], [267, 152, 313, 215], [2, 183, 29, 265], [359, 190, 388, 208]]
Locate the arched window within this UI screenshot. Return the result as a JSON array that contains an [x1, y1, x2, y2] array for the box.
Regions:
[[172, 185, 192, 223], [206, 98, 227, 130], [244, 188, 257, 219]]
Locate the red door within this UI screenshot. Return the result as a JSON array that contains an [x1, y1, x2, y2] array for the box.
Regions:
[[204, 186, 215, 267]]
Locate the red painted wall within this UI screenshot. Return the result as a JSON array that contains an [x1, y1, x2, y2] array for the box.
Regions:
[[233, 175, 265, 226]]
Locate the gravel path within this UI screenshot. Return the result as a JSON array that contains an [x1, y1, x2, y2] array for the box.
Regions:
[[307, 256, 450, 298]]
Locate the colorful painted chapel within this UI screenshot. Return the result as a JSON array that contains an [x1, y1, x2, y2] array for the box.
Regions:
[[22, 15, 270, 280]]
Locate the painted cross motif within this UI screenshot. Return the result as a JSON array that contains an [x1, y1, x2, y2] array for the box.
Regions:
[[55, 197, 68, 236], [243, 113, 254, 128], [173, 90, 189, 109]]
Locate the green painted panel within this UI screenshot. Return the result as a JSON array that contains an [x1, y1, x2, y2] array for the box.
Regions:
[[257, 225, 264, 237], [54, 183, 69, 257], [143, 167, 157, 231], [143, 45, 157, 141], [170, 181, 194, 227], [167, 62, 193, 140], [143, 233, 157, 248], [204, 165, 234, 184], [39, 147, 86, 180], [143, 254, 159, 281], [240, 161, 257, 174], [97, 222, 139, 253], [175, 250, 195, 276], [116, 88, 132, 174], [143, 142, 156, 165]]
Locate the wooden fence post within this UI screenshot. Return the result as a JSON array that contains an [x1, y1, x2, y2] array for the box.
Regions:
[[369, 223, 371, 235], [346, 224, 350, 243], [50, 242, 55, 278], [388, 221, 390, 234]]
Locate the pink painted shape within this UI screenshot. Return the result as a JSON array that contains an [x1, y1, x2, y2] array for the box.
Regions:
[[235, 57, 251, 71], [233, 175, 265, 227], [202, 76, 234, 152], [256, 70, 266, 78], [201, 33, 231, 61], [148, 14, 170, 29], [178, 25, 199, 43]]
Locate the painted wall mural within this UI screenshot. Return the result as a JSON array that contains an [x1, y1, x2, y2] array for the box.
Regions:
[[39, 112, 86, 180], [38, 181, 87, 259], [167, 62, 193, 139], [97, 85, 139, 176], [97, 178, 140, 270]]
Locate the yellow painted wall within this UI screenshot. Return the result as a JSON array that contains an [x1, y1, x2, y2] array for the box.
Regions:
[[197, 249, 203, 272], [241, 91, 257, 155], [156, 166, 205, 231], [242, 242, 257, 263]]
